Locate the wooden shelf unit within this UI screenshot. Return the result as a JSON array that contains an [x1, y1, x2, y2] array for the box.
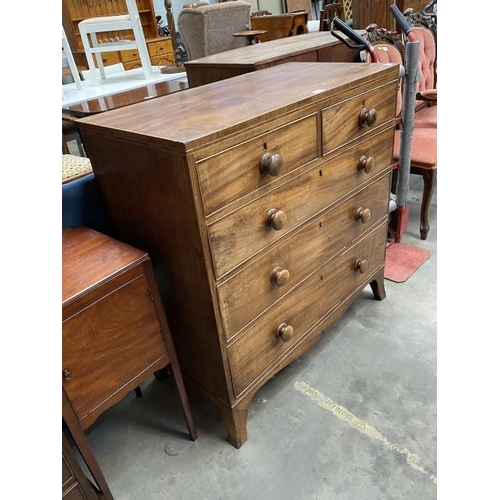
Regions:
[[62, 0, 175, 70]]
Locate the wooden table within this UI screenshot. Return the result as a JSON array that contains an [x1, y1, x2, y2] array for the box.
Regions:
[[184, 30, 366, 88], [62, 75, 189, 117], [232, 29, 268, 45]]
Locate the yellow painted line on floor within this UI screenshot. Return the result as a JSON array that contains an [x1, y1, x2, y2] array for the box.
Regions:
[[294, 381, 437, 485]]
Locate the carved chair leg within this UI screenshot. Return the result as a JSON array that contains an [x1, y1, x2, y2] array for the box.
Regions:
[[412, 167, 436, 240]]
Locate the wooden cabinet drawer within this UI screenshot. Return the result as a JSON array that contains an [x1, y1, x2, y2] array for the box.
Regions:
[[94, 52, 121, 66], [121, 48, 141, 63], [197, 114, 318, 216], [322, 81, 398, 155], [151, 53, 175, 66], [62, 274, 167, 425], [148, 39, 173, 56], [208, 125, 394, 278], [228, 221, 388, 397], [217, 173, 391, 339]]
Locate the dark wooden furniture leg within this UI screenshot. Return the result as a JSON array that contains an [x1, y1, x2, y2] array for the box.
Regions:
[[411, 166, 436, 240], [62, 391, 114, 500]]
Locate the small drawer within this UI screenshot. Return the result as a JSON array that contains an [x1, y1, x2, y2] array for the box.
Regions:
[[197, 114, 318, 216], [120, 48, 140, 63], [322, 80, 398, 155], [148, 39, 173, 56], [208, 125, 394, 278], [97, 51, 120, 66], [151, 54, 175, 66], [228, 222, 388, 397], [217, 173, 391, 339]]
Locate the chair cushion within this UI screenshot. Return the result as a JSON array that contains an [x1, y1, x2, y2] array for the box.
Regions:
[[62, 154, 93, 184], [393, 128, 437, 169], [62, 173, 110, 234], [414, 105, 437, 128], [79, 15, 130, 25]]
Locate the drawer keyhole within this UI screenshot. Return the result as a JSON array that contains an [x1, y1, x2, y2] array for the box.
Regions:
[[63, 369, 72, 381]]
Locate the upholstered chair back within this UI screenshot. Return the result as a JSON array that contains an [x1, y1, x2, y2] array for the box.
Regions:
[[178, 1, 252, 61], [412, 26, 436, 95]]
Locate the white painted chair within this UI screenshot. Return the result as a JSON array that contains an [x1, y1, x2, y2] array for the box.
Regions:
[[62, 26, 83, 90], [78, 0, 153, 84]]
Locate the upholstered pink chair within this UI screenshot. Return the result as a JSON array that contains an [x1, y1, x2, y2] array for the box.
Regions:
[[365, 26, 437, 240], [403, 6, 437, 129], [411, 25, 437, 128]]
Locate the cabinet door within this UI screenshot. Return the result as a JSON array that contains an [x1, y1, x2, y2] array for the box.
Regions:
[[62, 273, 167, 425]]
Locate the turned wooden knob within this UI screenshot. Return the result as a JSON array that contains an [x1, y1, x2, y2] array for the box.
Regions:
[[357, 155, 374, 173], [259, 152, 283, 176], [276, 322, 294, 342], [63, 369, 72, 381], [354, 258, 368, 273], [266, 209, 287, 230], [355, 207, 371, 223], [271, 267, 290, 287], [359, 107, 377, 127]]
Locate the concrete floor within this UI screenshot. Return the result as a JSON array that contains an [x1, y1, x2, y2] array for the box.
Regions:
[[72, 173, 437, 500]]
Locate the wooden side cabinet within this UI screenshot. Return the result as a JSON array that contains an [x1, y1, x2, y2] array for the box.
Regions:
[[62, 0, 175, 70], [62, 227, 197, 498]]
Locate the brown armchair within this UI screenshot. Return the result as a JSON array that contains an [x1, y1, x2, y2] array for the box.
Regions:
[[178, 1, 252, 61]]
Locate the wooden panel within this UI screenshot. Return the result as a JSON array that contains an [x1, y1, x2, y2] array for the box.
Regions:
[[286, 0, 312, 19]]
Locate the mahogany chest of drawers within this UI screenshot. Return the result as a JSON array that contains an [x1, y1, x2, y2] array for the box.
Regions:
[[78, 61, 399, 448]]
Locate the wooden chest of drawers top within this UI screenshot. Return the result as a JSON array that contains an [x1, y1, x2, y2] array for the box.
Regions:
[[78, 62, 400, 153], [62, 226, 147, 314]]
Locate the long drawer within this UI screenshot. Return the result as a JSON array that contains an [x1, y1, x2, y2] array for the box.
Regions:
[[227, 221, 388, 397], [217, 173, 391, 340], [207, 125, 394, 278], [197, 113, 318, 216]]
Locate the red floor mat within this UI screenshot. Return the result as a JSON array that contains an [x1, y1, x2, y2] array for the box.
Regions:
[[384, 242, 431, 283]]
